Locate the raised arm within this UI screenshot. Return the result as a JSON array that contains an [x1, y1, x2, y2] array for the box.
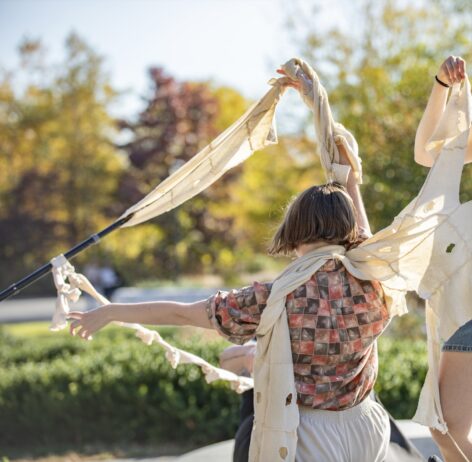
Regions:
[[68, 299, 212, 340], [336, 141, 372, 238], [415, 56, 471, 167]]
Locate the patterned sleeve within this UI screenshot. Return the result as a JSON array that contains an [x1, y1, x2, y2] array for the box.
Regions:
[[205, 281, 272, 345]]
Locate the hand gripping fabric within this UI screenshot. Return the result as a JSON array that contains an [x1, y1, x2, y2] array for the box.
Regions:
[[281, 57, 362, 185]]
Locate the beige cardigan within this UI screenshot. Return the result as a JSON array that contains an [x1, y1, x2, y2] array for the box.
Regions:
[[249, 78, 472, 461]]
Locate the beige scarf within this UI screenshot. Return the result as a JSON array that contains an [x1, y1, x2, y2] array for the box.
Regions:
[[250, 245, 353, 461], [117, 58, 362, 228]]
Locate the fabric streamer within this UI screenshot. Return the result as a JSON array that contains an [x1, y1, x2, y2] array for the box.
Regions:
[[116, 58, 362, 229], [50, 255, 254, 394]]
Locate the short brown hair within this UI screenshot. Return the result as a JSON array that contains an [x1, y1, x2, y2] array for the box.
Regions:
[[268, 182, 359, 256]]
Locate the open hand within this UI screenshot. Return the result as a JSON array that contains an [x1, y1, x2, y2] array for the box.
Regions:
[[437, 56, 466, 86], [68, 305, 111, 340]]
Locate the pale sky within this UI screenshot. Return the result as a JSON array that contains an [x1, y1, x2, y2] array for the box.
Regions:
[[0, 0, 355, 129]]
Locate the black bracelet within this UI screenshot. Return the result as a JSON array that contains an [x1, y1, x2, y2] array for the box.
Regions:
[[435, 75, 450, 88]]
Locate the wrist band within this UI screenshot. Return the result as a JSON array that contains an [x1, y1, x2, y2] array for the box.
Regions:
[[435, 75, 450, 88]]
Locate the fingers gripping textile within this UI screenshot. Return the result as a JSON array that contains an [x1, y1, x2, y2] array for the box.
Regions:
[[50, 256, 254, 394], [282, 58, 362, 185]]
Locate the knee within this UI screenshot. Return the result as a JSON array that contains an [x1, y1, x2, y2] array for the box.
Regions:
[[430, 427, 472, 461]]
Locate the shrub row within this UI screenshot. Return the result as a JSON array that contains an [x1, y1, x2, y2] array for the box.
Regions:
[[0, 325, 428, 450], [0, 327, 240, 449]]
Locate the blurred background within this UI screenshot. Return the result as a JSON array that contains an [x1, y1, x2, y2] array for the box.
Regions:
[[0, 0, 471, 460]]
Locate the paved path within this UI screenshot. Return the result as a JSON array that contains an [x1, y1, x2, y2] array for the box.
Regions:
[[104, 420, 441, 461]]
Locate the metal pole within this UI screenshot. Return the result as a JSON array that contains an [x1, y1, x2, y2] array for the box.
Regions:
[[0, 213, 134, 302]]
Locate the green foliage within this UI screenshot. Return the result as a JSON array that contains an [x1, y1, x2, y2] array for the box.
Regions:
[[376, 336, 428, 419], [4, 0, 472, 295], [1, 34, 306, 292], [0, 34, 124, 294], [112, 70, 247, 281], [0, 323, 428, 452], [0, 326, 240, 449]]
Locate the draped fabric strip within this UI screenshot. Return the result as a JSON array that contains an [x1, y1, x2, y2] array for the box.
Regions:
[[50, 255, 254, 394], [117, 58, 362, 229], [117, 78, 284, 228]]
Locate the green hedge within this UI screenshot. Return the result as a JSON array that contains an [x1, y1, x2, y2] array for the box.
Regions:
[[375, 336, 428, 419], [0, 326, 240, 450], [0, 325, 428, 451]]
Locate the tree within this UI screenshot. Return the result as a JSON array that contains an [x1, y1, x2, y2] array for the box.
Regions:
[[0, 33, 123, 293], [112, 66, 329, 283], [112, 69, 253, 280]]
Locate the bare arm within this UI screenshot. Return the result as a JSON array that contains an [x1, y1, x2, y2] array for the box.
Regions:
[[414, 79, 450, 167], [415, 56, 471, 167], [68, 299, 212, 340], [336, 142, 372, 238]]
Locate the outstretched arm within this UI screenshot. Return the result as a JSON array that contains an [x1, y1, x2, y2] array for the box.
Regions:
[[68, 299, 212, 340], [415, 56, 471, 167]]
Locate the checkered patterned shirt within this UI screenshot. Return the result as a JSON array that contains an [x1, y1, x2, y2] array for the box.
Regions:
[[205, 258, 390, 410]]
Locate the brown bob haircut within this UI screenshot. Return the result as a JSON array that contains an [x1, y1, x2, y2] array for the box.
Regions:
[[268, 182, 359, 256]]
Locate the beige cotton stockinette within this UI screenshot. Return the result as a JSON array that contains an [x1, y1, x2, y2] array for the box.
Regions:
[[249, 245, 357, 462]]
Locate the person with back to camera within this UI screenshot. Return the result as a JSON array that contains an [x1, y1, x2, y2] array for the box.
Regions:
[[67, 64, 395, 461]]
